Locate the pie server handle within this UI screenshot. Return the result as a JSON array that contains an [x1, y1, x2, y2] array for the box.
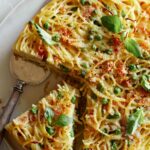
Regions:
[[0, 80, 25, 145]]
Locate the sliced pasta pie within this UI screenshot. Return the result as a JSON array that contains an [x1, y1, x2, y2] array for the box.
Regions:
[[5, 83, 79, 150], [10, 0, 150, 149]]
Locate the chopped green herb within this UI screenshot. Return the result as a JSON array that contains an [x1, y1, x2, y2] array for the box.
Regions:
[[128, 64, 137, 71], [80, 0, 86, 5], [52, 33, 60, 42], [101, 98, 109, 105], [101, 15, 122, 33], [126, 108, 144, 135], [44, 107, 54, 124], [114, 86, 122, 95], [44, 22, 50, 30], [107, 112, 120, 119], [97, 83, 104, 92], [57, 92, 63, 100], [71, 7, 78, 11], [104, 49, 113, 55], [111, 141, 117, 150], [95, 35, 102, 41], [31, 104, 38, 114], [39, 143, 44, 148], [70, 128, 74, 137], [124, 38, 142, 58], [60, 64, 70, 73], [81, 63, 88, 69], [71, 96, 76, 104], [103, 128, 108, 133], [121, 10, 126, 17], [93, 20, 101, 27], [55, 114, 72, 127], [35, 24, 56, 45], [141, 75, 150, 91], [114, 128, 121, 135], [92, 10, 98, 15], [46, 126, 55, 135]]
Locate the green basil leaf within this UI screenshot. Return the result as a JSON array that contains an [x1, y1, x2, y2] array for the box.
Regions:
[[55, 114, 72, 127], [141, 75, 150, 91], [101, 15, 122, 33], [124, 38, 142, 58], [126, 108, 144, 135], [44, 107, 54, 124], [35, 24, 56, 45]]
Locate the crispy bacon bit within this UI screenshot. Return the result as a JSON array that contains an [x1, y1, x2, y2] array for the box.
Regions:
[[36, 40, 48, 60], [29, 113, 36, 122], [82, 6, 95, 18], [58, 28, 72, 37], [121, 79, 131, 87], [139, 88, 149, 97], [92, 3, 98, 9], [54, 109, 62, 116], [37, 45, 48, 60], [112, 36, 121, 46], [101, 61, 114, 73], [116, 61, 127, 77]]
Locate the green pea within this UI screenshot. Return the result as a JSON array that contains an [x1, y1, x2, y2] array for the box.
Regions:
[[114, 86, 121, 95], [101, 98, 109, 105], [97, 83, 104, 92], [128, 64, 137, 71], [44, 22, 50, 30], [95, 35, 102, 41], [52, 33, 60, 42], [71, 96, 76, 104]]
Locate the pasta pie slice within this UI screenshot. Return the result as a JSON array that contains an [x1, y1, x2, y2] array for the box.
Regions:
[[5, 83, 79, 150]]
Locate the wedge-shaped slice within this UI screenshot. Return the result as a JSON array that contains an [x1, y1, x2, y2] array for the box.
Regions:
[[5, 83, 79, 150], [82, 89, 150, 150]]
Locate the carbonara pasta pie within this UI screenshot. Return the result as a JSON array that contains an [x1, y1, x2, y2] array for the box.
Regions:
[[6, 83, 79, 150], [7, 0, 150, 149]]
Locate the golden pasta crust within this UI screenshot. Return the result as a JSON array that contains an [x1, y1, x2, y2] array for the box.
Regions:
[[9, 0, 150, 149]]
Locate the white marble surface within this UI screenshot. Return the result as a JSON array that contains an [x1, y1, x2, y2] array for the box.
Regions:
[[0, 0, 60, 149]]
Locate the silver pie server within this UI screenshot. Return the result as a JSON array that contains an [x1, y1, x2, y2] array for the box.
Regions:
[[0, 54, 50, 144]]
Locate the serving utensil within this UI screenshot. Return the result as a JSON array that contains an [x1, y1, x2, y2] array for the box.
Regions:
[[0, 55, 50, 144]]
